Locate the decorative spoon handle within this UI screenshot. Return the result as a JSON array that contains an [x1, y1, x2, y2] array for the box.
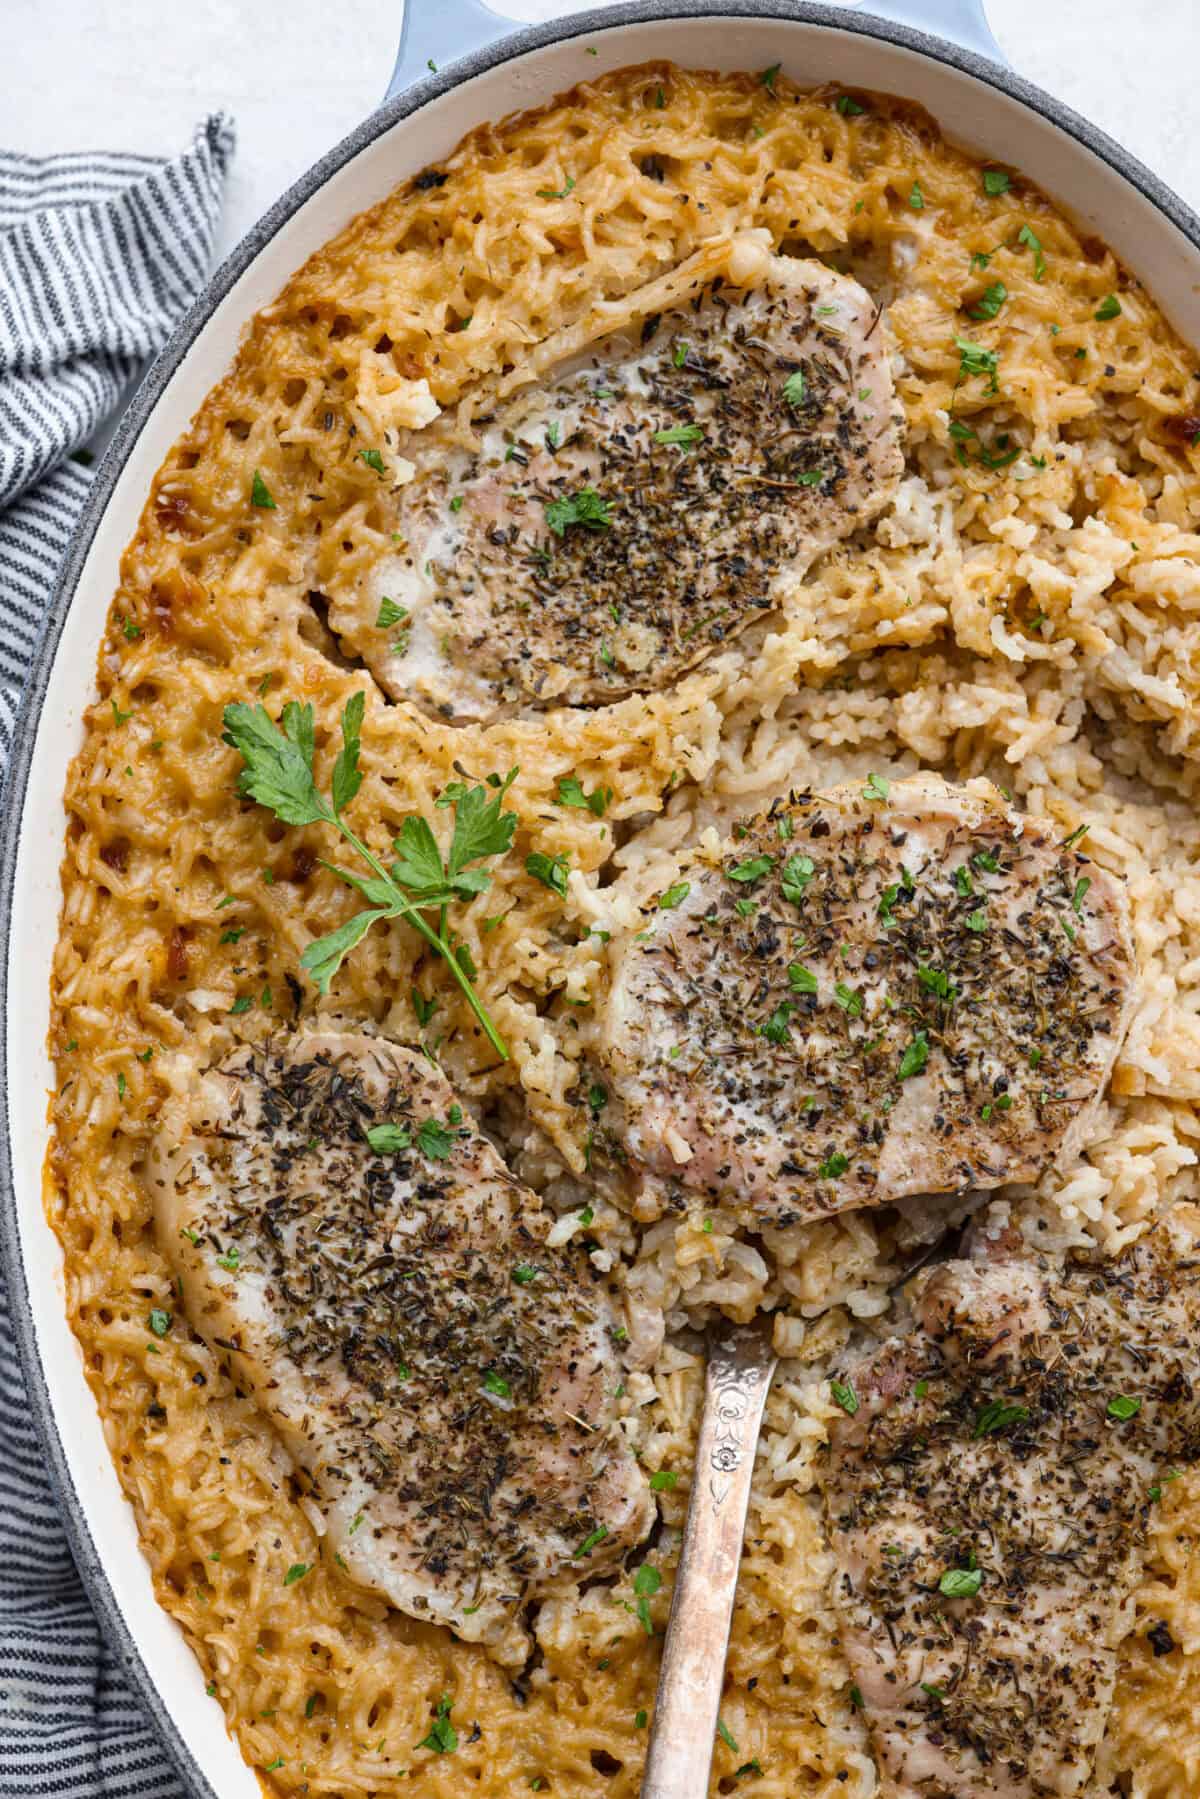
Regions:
[[640, 1328, 778, 1799]]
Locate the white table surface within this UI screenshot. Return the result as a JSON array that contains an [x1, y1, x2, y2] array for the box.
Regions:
[[5, 1, 1200, 264]]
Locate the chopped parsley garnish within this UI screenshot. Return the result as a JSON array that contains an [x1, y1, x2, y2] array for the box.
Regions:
[[366, 1123, 412, 1154], [1062, 822, 1090, 849], [909, 181, 925, 211], [898, 1030, 929, 1080], [920, 1683, 945, 1700], [955, 335, 1000, 393], [966, 906, 988, 933], [982, 168, 1011, 196], [412, 988, 438, 1028], [819, 1151, 849, 1180], [973, 1400, 1029, 1437], [835, 94, 865, 116], [544, 487, 612, 536], [954, 864, 973, 896], [148, 1309, 171, 1338], [830, 1379, 858, 1415], [417, 1694, 458, 1755], [1017, 222, 1047, 279], [284, 1563, 310, 1585], [654, 423, 704, 447], [417, 1116, 459, 1160], [788, 962, 818, 994], [483, 1370, 512, 1398], [761, 63, 780, 93], [649, 1469, 679, 1492], [658, 881, 691, 909], [1071, 876, 1090, 913], [939, 1566, 983, 1598], [917, 965, 954, 1001], [250, 470, 276, 510], [526, 850, 569, 898], [633, 1563, 661, 1634], [760, 1002, 796, 1045], [717, 1719, 739, 1753], [222, 694, 518, 1058], [1107, 1393, 1141, 1421], [536, 176, 576, 199], [512, 1264, 538, 1285], [1094, 293, 1122, 320], [358, 448, 385, 472], [914, 1379, 930, 1398], [862, 772, 889, 801], [574, 1524, 609, 1559], [834, 982, 863, 1018], [728, 854, 775, 883], [781, 853, 815, 903], [970, 280, 1007, 320], [229, 995, 254, 1015], [782, 368, 806, 407], [556, 774, 611, 817]]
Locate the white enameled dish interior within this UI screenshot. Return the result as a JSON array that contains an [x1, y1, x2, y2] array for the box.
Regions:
[[6, 16, 1200, 1795]]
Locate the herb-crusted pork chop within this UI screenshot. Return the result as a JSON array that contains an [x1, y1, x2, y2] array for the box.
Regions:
[[149, 1030, 652, 1664], [589, 775, 1136, 1229], [332, 240, 903, 721], [824, 1219, 1200, 1798]]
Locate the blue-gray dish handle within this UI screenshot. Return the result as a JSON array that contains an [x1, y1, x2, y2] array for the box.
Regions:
[[385, 0, 1006, 113]]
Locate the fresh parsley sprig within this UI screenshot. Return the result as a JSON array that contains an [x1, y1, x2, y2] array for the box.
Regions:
[[221, 693, 518, 1059]]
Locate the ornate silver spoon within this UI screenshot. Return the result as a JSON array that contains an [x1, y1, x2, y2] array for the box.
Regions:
[[640, 1323, 778, 1799]]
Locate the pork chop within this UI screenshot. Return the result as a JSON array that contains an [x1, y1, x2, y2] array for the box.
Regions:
[[329, 240, 903, 721], [588, 775, 1136, 1229], [824, 1219, 1200, 1797], [148, 1030, 652, 1664]]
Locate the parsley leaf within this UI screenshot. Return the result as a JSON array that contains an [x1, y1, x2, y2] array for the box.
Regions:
[[863, 772, 889, 801], [376, 597, 407, 628], [536, 176, 576, 199], [222, 697, 517, 1057], [574, 1525, 609, 1559], [526, 851, 570, 898], [982, 168, 1010, 196], [728, 854, 775, 884], [359, 447, 385, 472], [1108, 1394, 1141, 1421], [955, 335, 1000, 392], [556, 774, 611, 817], [782, 369, 806, 407], [835, 94, 865, 115], [654, 423, 704, 447], [830, 1379, 858, 1415], [367, 1123, 412, 1153], [909, 181, 925, 211], [283, 1563, 310, 1586], [649, 1469, 678, 1492], [659, 881, 691, 910], [1017, 222, 1046, 279], [781, 854, 815, 904], [250, 470, 276, 510], [819, 1151, 849, 1180], [787, 963, 818, 994], [970, 280, 1008, 321], [898, 1030, 929, 1079], [1094, 293, 1122, 321], [418, 1694, 458, 1755], [417, 1117, 458, 1160], [973, 1400, 1029, 1437], [544, 488, 612, 536], [939, 1566, 983, 1597]]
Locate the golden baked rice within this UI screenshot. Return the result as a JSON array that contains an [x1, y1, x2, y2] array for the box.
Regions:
[[48, 61, 1200, 1797]]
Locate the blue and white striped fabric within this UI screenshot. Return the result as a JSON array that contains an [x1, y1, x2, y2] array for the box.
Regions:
[[0, 115, 234, 1797]]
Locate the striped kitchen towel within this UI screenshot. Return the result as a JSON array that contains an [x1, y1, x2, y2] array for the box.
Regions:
[[0, 116, 234, 1797]]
